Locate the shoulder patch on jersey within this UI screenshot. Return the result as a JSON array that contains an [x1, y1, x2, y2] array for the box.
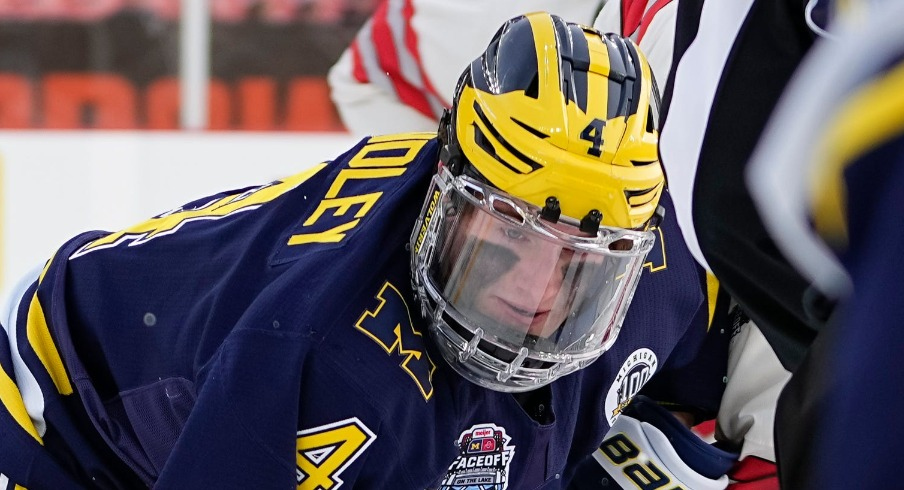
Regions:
[[296, 417, 376, 490], [605, 348, 658, 425], [440, 423, 516, 490]]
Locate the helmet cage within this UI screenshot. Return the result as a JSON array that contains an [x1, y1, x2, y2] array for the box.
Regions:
[[411, 167, 656, 392]]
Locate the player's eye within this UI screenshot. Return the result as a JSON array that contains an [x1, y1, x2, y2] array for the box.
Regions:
[[503, 227, 526, 241]]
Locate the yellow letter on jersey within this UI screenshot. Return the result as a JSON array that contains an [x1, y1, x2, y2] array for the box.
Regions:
[[296, 417, 376, 490], [73, 163, 327, 257]]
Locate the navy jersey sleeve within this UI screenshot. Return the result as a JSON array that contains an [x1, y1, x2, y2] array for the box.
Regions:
[[811, 137, 904, 489], [638, 281, 732, 421], [785, 72, 904, 489], [0, 132, 449, 489], [0, 313, 90, 489]]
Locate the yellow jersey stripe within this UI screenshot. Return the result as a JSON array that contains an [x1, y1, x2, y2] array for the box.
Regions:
[[26, 293, 72, 395], [367, 132, 435, 144], [812, 60, 904, 242], [706, 273, 720, 331], [0, 364, 42, 444]]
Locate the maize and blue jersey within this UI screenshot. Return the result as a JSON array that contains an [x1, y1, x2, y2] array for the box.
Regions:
[[0, 132, 719, 489], [760, 41, 904, 488]]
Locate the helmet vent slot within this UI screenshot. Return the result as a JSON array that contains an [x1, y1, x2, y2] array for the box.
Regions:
[[511, 118, 549, 139], [490, 198, 525, 224], [462, 184, 485, 202], [472, 102, 543, 174], [474, 124, 498, 157], [624, 185, 661, 206], [608, 238, 635, 251]]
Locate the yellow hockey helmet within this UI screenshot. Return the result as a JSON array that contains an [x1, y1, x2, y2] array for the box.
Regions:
[[412, 13, 665, 392], [440, 11, 664, 231]]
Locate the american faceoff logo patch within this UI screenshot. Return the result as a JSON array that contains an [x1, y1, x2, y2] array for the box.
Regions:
[[441, 423, 516, 490]]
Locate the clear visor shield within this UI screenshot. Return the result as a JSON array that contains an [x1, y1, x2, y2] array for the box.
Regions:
[[417, 172, 656, 365]]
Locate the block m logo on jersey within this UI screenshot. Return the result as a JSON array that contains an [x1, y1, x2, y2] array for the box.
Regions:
[[355, 281, 436, 401]]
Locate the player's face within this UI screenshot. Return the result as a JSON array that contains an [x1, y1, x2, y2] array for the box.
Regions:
[[414, 169, 659, 391], [443, 204, 601, 339]]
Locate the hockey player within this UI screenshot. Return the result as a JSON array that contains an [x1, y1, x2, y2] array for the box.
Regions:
[[746, 2, 904, 486], [0, 13, 725, 489], [333, 1, 757, 488], [327, 0, 603, 135]]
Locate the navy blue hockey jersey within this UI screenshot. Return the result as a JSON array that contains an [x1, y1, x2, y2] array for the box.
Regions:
[[0, 132, 715, 489]]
